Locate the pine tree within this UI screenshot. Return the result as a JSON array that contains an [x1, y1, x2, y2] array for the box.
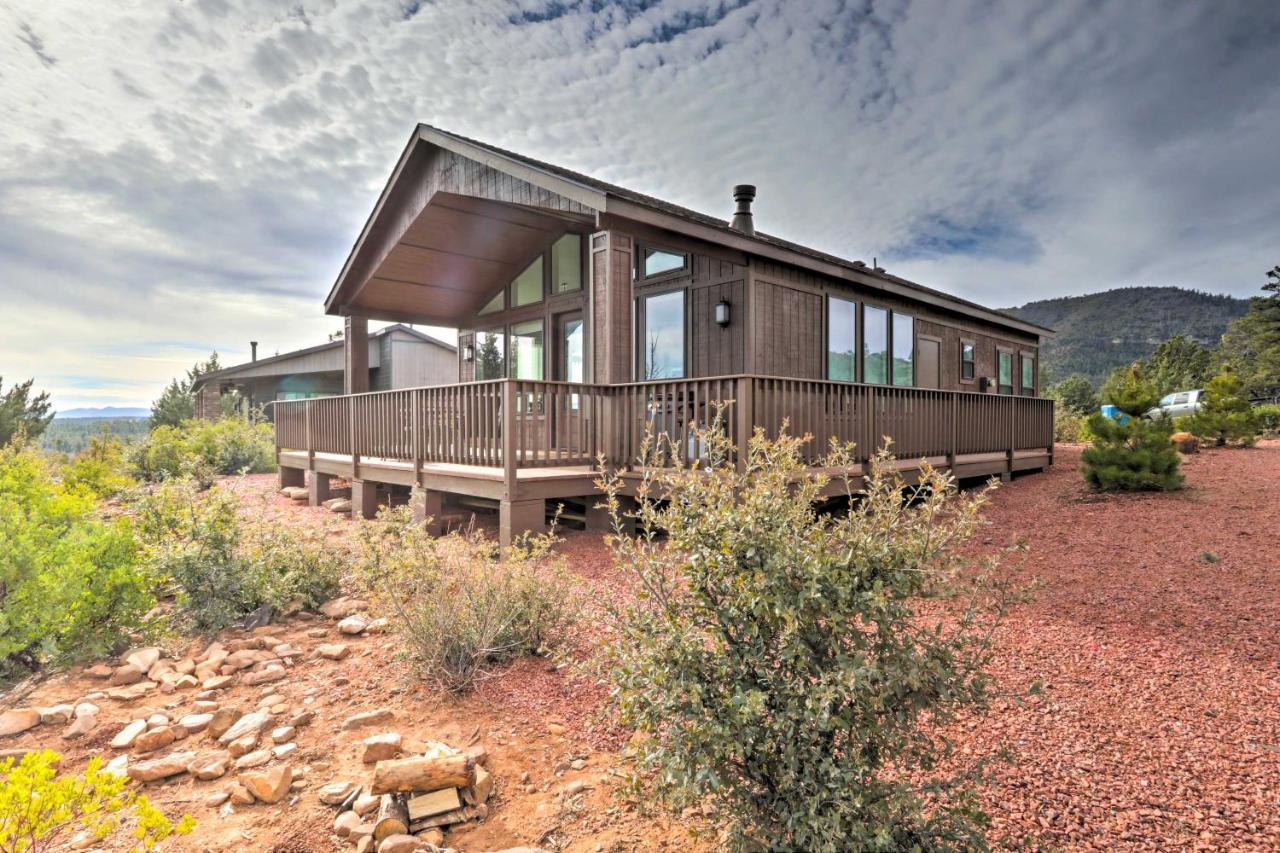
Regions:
[[1081, 362, 1183, 491], [1184, 365, 1259, 446], [149, 353, 222, 429], [0, 377, 54, 446]]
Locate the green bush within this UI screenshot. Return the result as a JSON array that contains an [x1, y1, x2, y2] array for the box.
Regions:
[[355, 501, 578, 693], [1082, 363, 1183, 491], [133, 478, 340, 631], [1053, 406, 1087, 443], [132, 417, 274, 484], [1254, 403, 1280, 435], [597, 421, 1008, 850], [1184, 366, 1259, 447], [0, 443, 156, 675], [61, 432, 134, 499]]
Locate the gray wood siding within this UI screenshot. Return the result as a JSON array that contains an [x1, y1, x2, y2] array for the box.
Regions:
[[752, 279, 823, 379]]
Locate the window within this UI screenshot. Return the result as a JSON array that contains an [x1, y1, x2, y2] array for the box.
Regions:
[[1172, 391, 1190, 405], [892, 313, 914, 387], [478, 290, 504, 315], [998, 351, 1013, 395], [473, 329, 505, 380], [511, 256, 543, 307], [862, 305, 888, 384], [1021, 354, 1035, 393], [510, 320, 545, 380], [1159, 393, 1176, 407], [639, 246, 687, 279], [641, 290, 685, 379], [562, 316, 584, 383], [827, 296, 858, 381], [550, 234, 582, 294], [960, 341, 976, 381]]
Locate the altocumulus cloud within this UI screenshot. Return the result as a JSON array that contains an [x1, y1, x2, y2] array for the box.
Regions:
[[1, 0, 1278, 408]]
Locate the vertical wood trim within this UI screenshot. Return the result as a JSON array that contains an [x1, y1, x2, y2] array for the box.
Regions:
[[502, 380, 517, 499]]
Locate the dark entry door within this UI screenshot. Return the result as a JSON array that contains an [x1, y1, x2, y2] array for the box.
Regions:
[[917, 337, 941, 389]]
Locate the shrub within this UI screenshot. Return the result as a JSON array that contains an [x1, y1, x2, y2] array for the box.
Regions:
[[0, 750, 194, 852], [597, 421, 1010, 851], [61, 431, 134, 499], [133, 478, 341, 631], [355, 501, 578, 693], [131, 417, 274, 484], [1184, 366, 1260, 447], [1053, 406, 1086, 443], [0, 443, 156, 675], [1082, 363, 1183, 491], [1046, 373, 1098, 415], [1254, 403, 1280, 436]]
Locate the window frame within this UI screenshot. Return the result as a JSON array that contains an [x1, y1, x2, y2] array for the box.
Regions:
[[509, 318, 546, 381], [471, 327, 507, 381], [960, 339, 976, 383], [636, 286, 688, 380], [891, 312, 915, 388], [510, 255, 545, 308], [997, 348, 1014, 395], [635, 243, 690, 283], [1019, 350, 1036, 395], [549, 233, 583, 296], [862, 304, 890, 385], [826, 295, 859, 382]]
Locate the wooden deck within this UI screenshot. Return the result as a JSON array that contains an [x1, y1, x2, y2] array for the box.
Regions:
[[271, 375, 1054, 543]]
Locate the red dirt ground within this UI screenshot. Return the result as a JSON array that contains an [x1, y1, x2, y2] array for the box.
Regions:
[[5, 441, 1279, 851]]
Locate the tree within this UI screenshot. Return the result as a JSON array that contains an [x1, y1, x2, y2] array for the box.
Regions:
[[149, 353, 221, 429], [1145, 334, 1213, 397], [1046, 373, 1098, 415], [1220, 266, 1280, 401], [1184, 365, 1259, 446], [598, 420, 1008, 850], [0, 378, 54, 446], [1082, 362, 1183, 491]]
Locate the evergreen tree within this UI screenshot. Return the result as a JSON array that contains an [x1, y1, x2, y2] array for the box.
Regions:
[[149, 353, 221, 429], [1184, 365, 1259, 446], [1220, 265, 1280, 400], [0, 377, 54, 446], [1081, 362, 1183, 491], [1145, 334, 1213, 396], [1047, 373, 1099, 414]]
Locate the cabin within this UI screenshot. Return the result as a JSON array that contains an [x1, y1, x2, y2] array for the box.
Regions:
[[193, 324, 455, 418], [274, 125, 1054, 545]]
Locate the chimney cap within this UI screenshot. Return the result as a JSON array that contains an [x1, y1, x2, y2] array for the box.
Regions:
[[731, 184, 756, 235], [733, 184, 756, 198]]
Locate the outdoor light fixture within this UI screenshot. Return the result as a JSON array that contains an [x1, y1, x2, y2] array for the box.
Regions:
[[463, 343, 474, 362], [714, 300, 731, 326]]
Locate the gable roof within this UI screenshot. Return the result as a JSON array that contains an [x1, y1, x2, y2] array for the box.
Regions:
[[327, 124, 1053, 338], [191, 324, 455, 387]]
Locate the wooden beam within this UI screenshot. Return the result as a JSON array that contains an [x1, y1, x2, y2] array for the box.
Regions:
[[344, 316, 369, 394]]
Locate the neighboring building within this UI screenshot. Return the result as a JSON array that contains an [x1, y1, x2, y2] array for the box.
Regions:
[[273, 125, 1055, 544], [192, 324, 455, 418]]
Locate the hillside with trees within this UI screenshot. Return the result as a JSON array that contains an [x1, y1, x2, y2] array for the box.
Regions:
[[1005, 287, 1248, 385]]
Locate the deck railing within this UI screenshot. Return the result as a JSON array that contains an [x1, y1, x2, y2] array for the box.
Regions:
[[271, 375, 1054, 485]]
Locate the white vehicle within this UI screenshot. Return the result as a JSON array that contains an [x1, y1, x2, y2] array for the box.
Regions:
[[1146, 389, 1203, 420]]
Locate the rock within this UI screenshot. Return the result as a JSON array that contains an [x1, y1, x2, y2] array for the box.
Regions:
[[175, 657, 196, 675], [240, 765, 292, 803], [194, 700, 220, 713], [133, 726, 176, 753], [0, 709, 41, 738], [110, 719, 148, 749], [178, 713, 213, 733], [306, 627, 328, 638], [319, 781, 357, 805], [173, 674, 199, 690], [128, 751, 196, 783], [202, 675, 234, 691], [341, 709, 393, 731], [206, 708, 243, 740], [104, 754, 129, 778], [353, 793, 380, 817], [287, 710, 315, 728], [377, 835, 429, 853], [272, 643, 303, 658], [39, 704, 74, 725], [86, 663, 114, 679], [110, 664, 144, 686], [1171, 431, 1199, 453], [172, 723, 190, 741], [241, 666, 287, 686], [227, 734, 259, 757], [563, 779, 589, 797], [270, 725, 296, 742], [146, 713, 170, 728], [272, 742, 297, 759], [233, 749, 271, 770], [317, 643, 350, 661], [228, 783, 255, 805], [206, 790, 230, 807], [61, 714, 97, 740], [361, 732, 402, 764], [364, 618, 389, 634], [126, 647, 162, 672], [187, 751, 232, 781], [546, 722, 566, 735], [218, 711, 269, 745], [355, 838, 373, 853], [319, 596, 368, 619], [334, 810, 361, 838], [417, 828, 445, 847], [337, 616, 368, 635], [73, 701, 99, 718], [105, 682, 156, 701]]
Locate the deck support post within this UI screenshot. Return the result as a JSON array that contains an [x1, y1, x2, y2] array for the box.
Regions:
[[308, 472, 332, 507], [413, 488, 445, 536], [351, 479, 378, 520], [279, 466, 305, 489], [499, 498, 544, 549], [585, 494, 636, 536]]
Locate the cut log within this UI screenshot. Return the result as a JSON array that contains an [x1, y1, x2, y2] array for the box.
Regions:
[[462, 764, 493, 806], [373, 793, 409, 843], [409, 803, 486, 832], [370, 754, 475, 795], [406, 787, 461, 821]]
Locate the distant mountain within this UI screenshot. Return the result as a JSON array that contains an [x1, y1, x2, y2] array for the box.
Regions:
[[1004, 286, 1249, 386], [55, 407, 150, 419]]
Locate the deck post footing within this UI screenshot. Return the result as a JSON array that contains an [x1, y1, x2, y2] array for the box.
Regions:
[[413, 488, 445, 536], [499, 498, 545, 549], [351, 479, 379, 520], [279, 466, 305, 489], [308, 472, 332, 507]]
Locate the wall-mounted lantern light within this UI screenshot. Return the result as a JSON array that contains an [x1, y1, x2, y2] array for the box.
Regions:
[[714, 300, 731, 327], [463, 344, 475, 362]]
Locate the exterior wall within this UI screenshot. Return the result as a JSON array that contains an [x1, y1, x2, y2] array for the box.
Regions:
[[386, 331, 456, 388], [194, 383, 222, 420], [592, 232, 634, 384]]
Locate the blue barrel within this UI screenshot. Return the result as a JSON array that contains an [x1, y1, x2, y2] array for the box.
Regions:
[[1099, 404, 1129, 425]]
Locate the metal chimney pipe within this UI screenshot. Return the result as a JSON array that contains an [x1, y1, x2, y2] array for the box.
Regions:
[[250, 341, 258, 362], [731, 184, 756, 235]]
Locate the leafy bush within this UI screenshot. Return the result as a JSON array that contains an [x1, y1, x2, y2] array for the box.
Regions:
[[1082, 363, 1183, 491], [0, 443, 156, 674], [1254, 403, 1280, 436], [355, 501, 578, 693], [134, 478, 340, 631], [1046, 373, 1098, 415], [1053, 406, 1087, 443], [597, 421, 1010, 851], [0, 750, 194, 852], [61, 432, 134, 499], [132, 416, 274, 484], [1184, 366, 1259, 447]]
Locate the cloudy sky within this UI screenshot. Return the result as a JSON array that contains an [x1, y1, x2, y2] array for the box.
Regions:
[[2, 0, 1278, 410]]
